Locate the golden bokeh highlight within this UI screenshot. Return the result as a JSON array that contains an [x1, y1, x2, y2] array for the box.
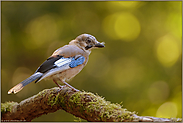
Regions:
[[165, 11, 182, 39], [107, 1, 140, 9], [103, 12, 141, 41], [115, 13, 141, 41], [156, 102, 177, 118], [155, 34, 181, 67], [171, 90, 182, 118]]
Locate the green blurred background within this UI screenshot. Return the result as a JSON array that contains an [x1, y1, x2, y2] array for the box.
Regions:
[[1, 1, 182, 121]]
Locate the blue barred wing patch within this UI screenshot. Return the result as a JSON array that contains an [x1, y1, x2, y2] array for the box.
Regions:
[[69, 56, 85, 68]]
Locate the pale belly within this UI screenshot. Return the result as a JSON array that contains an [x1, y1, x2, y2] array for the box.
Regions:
[[46, 65, 84, 82]]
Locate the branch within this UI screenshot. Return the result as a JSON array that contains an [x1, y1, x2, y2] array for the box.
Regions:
[[1, 86, 182, 122]]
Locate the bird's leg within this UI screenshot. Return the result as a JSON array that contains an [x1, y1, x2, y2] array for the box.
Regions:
[[60, 80, 80, 92], [53, 79, 62, 89]]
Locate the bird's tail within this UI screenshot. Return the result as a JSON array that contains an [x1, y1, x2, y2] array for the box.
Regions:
[[8, 72, 43, 94]]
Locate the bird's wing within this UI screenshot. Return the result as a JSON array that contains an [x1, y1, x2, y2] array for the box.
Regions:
[[35, 55, 85, 83], [35, 45, 88, 83]]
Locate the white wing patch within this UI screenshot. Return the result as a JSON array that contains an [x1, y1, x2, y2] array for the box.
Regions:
[[37, 57, 72, 82], [54, 57, 72, 67]]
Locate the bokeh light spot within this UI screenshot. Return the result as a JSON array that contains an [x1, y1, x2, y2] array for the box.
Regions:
[[156, 35, 181, 67], [106, 1, 144, 12], [148, 81, 169, 104], [156, 102, 177, 118], [166, 12, 182, 39], [109, 1, 139, 8], [103, 12, 141, 41], [171, 90, 182, 118], [115, 13, 141, 41]]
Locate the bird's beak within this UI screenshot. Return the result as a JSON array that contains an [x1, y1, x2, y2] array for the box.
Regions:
[[94, 42, 105, 48]]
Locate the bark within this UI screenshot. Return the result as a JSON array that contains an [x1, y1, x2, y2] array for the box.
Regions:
[[1, 86, 182, 122]]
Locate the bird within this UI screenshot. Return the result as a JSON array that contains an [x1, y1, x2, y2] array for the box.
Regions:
[[8, 34, 105, 94]]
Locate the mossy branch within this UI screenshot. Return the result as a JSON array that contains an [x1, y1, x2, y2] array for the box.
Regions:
[[1, 86, 182, 122]]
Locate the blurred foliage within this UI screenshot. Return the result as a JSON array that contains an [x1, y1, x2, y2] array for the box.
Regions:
[[1, 1, 182, 121]]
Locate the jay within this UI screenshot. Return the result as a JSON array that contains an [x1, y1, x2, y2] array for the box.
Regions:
[[8, 34, 105, 94]]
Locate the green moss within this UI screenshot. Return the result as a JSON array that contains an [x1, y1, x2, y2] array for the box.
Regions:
[[37, 89, 49, 97], [70, 92, 82, 104], [47, 92, 60, 106], [47, 88, 67, 107], [69, 91, 135, 121], [1, 101, 18, 114], [57, 94, 66, 107], [45, 89, 135, 121]]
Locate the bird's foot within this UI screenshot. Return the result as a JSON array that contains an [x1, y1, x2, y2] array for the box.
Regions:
[[53, 79, 63, 92], [58, 84, 63, 89], [62, 81, 80, 92], [69, 86, 80, 92], [56, 84, 63, 93]]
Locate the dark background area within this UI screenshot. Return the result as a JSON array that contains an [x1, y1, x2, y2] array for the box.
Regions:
[[1, 1, 182, 121]]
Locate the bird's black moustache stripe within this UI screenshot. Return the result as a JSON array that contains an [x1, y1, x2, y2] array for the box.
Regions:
[[85, 45, 93, 50]]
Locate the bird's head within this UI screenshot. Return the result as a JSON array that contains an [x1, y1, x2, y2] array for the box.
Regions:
[[69, 34, 105, 53]]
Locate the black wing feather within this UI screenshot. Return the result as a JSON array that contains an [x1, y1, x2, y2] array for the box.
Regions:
[[35, 55, 63, 73]]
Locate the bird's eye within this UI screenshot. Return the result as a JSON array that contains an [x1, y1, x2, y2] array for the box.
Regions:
[[87, 39, 91, 43]]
